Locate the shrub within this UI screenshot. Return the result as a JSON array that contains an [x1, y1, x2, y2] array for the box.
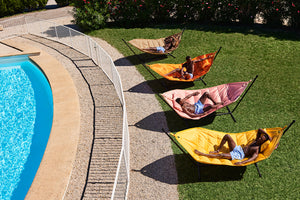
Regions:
[[286, 0, 300, 28], [72, 0, 300, 29], [0, 0, 48, 17], [260, 0, 288, 27], [73, 0, 108, 30], [24, 0, 48, 9], [55, 0, 71, 7], [0, 0, 24, 17]]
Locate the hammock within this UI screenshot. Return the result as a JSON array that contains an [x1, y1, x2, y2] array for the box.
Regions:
[[168, 126, 285, 166], [163, 120, 295, 177], [128, 31, 183, 55], [147, 50, 217, 82], [161, 79, 256, 121]]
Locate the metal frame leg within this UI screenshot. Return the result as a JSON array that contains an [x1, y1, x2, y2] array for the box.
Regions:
[[254, 163, 262, 177], [226, 106, 237, 122]]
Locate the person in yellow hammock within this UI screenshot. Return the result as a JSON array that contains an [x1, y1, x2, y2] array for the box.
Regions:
[[194, 128, 272, 165], [164, 55, 213, 80]]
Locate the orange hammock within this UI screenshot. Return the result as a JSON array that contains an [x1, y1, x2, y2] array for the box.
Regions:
[[147, 50, 218, 82], [128, 31, 183, 55], [161, 78, 257, 121]]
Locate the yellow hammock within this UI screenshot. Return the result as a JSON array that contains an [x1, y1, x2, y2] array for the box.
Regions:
[[167, 126, 288, 167], [128, 31, 183, 55], [147, 50, 218, 82]]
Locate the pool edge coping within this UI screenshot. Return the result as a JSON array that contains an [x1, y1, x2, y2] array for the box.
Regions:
[[1, 38, 81, 200]]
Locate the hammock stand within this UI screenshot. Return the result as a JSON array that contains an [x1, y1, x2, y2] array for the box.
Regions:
[[159, 75, 258, 123], [162, 120, 295, 180]]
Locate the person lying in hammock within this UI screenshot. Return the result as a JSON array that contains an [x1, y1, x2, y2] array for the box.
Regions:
[[175, 91, 223, 117], [143, 39, 174, 53], [165, 55, 213, 80], [194, 128, 272, 165]]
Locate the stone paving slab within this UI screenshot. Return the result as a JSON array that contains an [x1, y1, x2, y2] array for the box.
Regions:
[[19, 34, 124, 199]]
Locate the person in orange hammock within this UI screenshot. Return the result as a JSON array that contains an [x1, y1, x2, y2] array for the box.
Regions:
[[194, 128, 272, 165], [164, 55, 213, 80], [175, 91, 223, 117]]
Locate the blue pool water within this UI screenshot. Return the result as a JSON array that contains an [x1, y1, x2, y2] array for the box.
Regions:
[[0, 55, 53, 200]]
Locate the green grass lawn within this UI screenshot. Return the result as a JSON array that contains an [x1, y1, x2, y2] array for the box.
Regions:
[[89, 24, 300, 199]]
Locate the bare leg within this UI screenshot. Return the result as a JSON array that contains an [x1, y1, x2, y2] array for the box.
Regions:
[[202, 103, 223, 112], [209, 134, 236, 153], [194, 150, 232, 159], [164, 68, 181, 76], [143, 47, 163, 53], [199, 92, 222, 105]]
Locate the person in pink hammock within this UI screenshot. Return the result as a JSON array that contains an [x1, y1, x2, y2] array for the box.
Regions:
[[194, 128, 272, 165], [175, 91, 223, 117]]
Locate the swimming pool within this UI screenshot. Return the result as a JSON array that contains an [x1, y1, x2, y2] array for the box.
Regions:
[[0, 55, 53, 200]]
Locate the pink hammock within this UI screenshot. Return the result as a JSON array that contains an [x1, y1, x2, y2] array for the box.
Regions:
[[161, 79, 256, 120]]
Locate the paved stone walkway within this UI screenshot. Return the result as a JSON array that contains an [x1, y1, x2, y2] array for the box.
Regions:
[[0, 1, 179, 199], [20, 34, 124, 199]]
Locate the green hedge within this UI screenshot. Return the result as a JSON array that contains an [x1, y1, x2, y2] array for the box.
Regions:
[[73, 0, 300, 30], [0, 0, 48, 17], [55, 0, 74, 7]]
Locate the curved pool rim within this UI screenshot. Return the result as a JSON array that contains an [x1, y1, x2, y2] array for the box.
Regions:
[[0, 54, 54, 200], [0, 40, 81, 200]]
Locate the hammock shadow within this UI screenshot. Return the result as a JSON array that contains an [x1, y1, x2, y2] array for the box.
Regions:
[[132, 155, 178, 185], [115, 53, 168, 66], [175, 154, 246, 183], [134, 111, 216, 132], [134, 155, 246, 184], [127, 79, 194, 94], [134, 111, 183, 132]]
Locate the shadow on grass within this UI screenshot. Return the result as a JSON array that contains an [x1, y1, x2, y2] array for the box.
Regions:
[[133, 155, 246, 184], [127, 79, 194, 94], [115, 52, 168, 66], [107, 21, 300, 42], [134, 111, 217, 132]]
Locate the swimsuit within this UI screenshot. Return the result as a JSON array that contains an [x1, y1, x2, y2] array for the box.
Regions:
[[194, 100, 204, 114], [230, 146, 245, 160], [156, 46, 165, 53]]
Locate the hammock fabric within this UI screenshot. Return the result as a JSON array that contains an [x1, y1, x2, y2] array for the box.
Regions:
[[161, 81, 250, 120], [170, 126, 285, 166], [147, 51, 216, 82], [128, 31, 183, 55]]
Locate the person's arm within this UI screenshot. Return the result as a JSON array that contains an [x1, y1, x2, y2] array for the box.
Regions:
[[234, 149, 259, 166], [182, 107, 205, 117], [181, 92, 200, 102], [194, 55, 213, 63], [180, 63, 187, 78], [256, 128, 267, 140]]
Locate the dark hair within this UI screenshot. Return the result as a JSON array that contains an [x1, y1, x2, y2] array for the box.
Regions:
[[175, 98, 181, 104], [186, 56, 191, 60], [264, 134, 272, 142]]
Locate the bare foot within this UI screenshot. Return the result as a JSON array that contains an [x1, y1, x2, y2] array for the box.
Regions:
[[209, 150, 220, 154]]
